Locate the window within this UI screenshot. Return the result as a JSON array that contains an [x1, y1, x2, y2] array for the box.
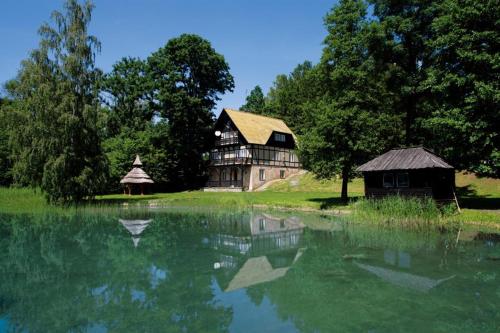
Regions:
[[280, 170, 285, 179], [397, 173, 409, 188], [274, 133, 286, 142], [383, 173, 394, 188], [259, 218, 266, 231], [259, 169, 266, 181]]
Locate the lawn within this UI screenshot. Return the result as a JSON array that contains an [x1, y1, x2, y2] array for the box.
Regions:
[[0, 171, 498, 226]]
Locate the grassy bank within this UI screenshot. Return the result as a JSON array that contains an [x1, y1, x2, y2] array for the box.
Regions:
[[0, 171, 498, 226], [351, 196, 456, 230]]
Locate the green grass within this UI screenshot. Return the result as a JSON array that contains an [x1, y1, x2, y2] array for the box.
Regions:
[[351, 196, 456, 230], [0, 187, 56, 214], [96, 191, 356, 211], [0, 171, 497, 226], [264, 172, 365, 193]]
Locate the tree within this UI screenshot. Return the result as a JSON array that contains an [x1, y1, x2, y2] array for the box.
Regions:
[[300, 0, 401, 201], [423, 0, 499, 177], [369, 0, 437, 145], [241, 85, 265, 113], [265, 61, 321, 134], [147, 34, 234, 189], [8, 0, 108, 203], [0, 98, 14, 186], [101, 57, 154, 136]]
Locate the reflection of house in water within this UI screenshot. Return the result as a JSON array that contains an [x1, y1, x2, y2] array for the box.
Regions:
[[119, 219, 152, 248], [355, 249, 454, 293], [211, 213, 305, 292]]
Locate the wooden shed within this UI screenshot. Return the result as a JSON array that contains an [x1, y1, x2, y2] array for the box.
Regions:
[[356, 147, 455, 201]]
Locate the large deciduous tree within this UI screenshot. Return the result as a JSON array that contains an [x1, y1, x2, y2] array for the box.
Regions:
[[369, 0, 437, 145], [147, 34, 234, 189], [101, 57, 154, 136], [265, 61, 321, 134], [423, 0, 499, 177], [8, 0, 108, 203], [300, 0, 401, 201]]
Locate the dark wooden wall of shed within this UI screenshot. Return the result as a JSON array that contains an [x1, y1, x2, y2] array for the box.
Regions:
[[362, 169, 455, 200]]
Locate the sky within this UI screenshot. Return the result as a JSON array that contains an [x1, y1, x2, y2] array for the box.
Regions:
[[0, 0, 335, 115]]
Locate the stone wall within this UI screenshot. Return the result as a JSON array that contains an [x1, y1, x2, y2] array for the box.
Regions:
[[248, 165, 301, 191]]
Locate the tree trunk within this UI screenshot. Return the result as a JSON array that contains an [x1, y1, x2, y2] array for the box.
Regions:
[[341, 166, 349, 203]]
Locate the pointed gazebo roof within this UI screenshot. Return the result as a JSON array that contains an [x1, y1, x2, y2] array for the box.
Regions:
[[119, 219, 153, 248], [120, 155, 154, 184]]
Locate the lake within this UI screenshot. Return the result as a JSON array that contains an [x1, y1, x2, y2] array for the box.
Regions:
[[0, 209, 498, 332]]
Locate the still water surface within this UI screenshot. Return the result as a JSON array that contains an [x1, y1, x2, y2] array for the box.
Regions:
[[0, 209, 499, 332]]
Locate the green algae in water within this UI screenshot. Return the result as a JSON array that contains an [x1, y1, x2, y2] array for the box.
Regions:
[[0, 209, 498, 333]]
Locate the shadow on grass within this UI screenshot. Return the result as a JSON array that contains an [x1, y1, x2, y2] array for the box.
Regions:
[[307, 196, 360, 210], [92, 194, 163, 206], [456, 185, 500, 210]]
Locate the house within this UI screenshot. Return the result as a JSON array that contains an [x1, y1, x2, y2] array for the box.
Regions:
[[205, 108, 302, 191], [356, 147, 455, 201]]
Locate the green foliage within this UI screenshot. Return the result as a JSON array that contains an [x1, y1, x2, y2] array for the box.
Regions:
[[102, 124, 171, 192], [423, 0, 499, 177], [101, 57, 154, 136], [0, 98, 15, 186], [146, 34, 234, 189], [265, 61, 321, 134], [7, 0, 109, 203], [241, 85, 265, 113], [300, 0, 401, 200], [369, 0, 437, 145]]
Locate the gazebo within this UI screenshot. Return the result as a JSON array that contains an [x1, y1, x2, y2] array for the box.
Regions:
[[120, 155, 154, 195]]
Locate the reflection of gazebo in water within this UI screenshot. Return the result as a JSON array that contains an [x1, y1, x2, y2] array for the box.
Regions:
[[119, 218, 152, 248], [211, 212, 306, 292], [120, 155, 154, 195]]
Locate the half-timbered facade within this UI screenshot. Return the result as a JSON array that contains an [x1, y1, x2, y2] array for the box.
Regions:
[[205, 108, 301, 191]]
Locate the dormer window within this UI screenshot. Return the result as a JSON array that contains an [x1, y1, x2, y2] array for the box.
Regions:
[[274, 133, 286, 142]]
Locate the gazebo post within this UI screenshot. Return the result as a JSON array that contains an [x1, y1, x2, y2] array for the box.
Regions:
[[140, 184, 144, 195]]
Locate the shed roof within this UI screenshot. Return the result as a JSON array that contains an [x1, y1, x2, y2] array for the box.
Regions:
[[356, 147, 453, 172], [222, 108, 294, 145]]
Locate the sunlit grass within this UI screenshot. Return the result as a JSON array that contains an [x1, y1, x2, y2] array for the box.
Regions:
[[351, 196, 458, 230]]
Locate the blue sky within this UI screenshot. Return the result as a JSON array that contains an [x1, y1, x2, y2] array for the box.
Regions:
[[0, 0, 335, 115]]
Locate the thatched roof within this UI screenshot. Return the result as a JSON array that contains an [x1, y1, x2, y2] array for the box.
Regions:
[[120, 155, 154, 184], [356, 147, 453, 172], [133, 155, 142, 166], [222, 108, 295, 145]]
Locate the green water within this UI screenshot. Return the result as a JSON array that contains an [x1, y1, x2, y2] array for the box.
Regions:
[[0, 209, 498, 333]]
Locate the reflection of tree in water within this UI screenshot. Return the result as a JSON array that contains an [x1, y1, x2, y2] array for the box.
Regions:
[[1, 212, 498, 333], [0, 212, 233, 333]]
